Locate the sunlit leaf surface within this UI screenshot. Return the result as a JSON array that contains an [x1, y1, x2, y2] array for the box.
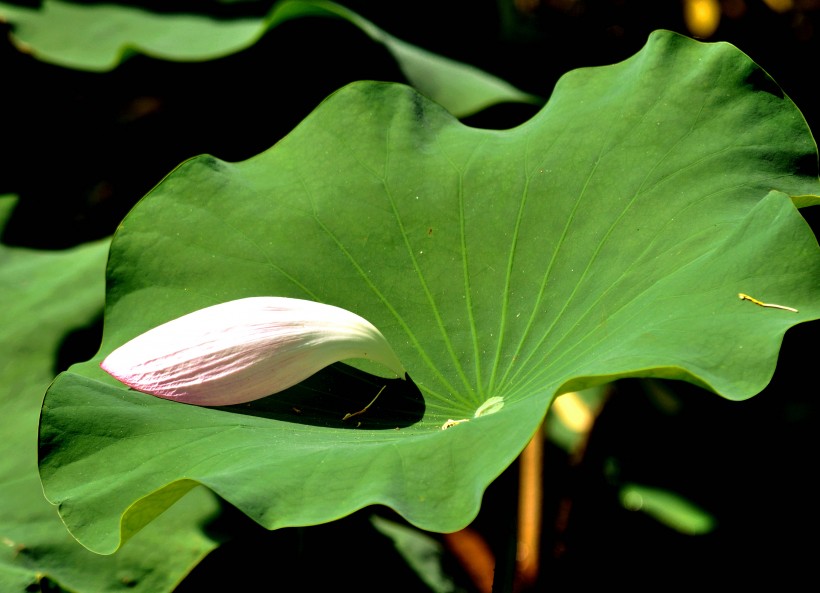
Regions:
[[39, 31, 820, 553]]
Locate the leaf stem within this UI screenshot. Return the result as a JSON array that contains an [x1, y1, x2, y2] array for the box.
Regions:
[[516, 423, 544, 590]]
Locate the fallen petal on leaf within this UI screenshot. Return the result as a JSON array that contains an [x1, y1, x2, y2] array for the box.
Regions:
[[101, 296, 406, 406]]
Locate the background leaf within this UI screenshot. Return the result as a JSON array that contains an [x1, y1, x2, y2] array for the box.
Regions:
[[0, 196, 221, 592], [39, 31, 820, 554], [370, 515, 460, 593], [0, 0, 540, 117], [619, 483, 716, 535]]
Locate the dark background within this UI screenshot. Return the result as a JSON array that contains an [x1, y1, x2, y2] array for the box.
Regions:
[[2, 1, 818, 590]]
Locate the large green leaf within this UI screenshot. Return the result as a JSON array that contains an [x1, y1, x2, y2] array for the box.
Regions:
[[0, 196, 221, 591], [39, 31, 820, 554], [0, 0, 539, 117]]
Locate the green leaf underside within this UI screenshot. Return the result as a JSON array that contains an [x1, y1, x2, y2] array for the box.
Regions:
[[0, 0, 539, 117], [0, 196, 220, 591], [40, 31, 820, 553]]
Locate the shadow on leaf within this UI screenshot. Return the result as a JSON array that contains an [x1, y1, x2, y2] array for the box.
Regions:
[[217, 362, 425, 430]]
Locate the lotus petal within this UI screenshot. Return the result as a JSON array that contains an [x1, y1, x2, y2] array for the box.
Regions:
[[101, 296, 406, 406]]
